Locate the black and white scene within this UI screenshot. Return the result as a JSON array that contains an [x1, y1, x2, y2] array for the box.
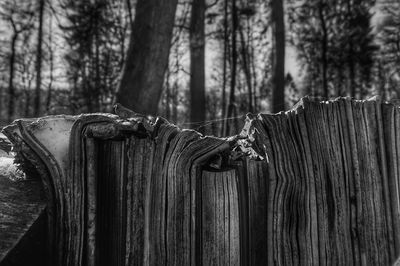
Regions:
[[1, 0, 400, 265]]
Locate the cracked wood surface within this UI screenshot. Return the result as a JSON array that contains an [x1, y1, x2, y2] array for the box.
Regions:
[[2, 97, 400, 265]]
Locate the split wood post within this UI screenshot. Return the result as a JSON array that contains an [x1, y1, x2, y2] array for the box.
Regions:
[[2, 96, 400, 265]]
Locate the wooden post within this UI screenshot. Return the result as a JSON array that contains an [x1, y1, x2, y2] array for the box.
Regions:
[[3, 97, 400, 265]]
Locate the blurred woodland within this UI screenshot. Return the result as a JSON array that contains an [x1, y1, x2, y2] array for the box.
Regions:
[[0, 0, 398, 135]]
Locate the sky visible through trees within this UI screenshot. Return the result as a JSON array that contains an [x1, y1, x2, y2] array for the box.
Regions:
[[0, 0, 397, 135]]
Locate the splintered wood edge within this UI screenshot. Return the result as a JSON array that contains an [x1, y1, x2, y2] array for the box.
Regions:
[[0, 96, 395, 264], [240, 96, 400, 161], [3, 96, 394, 178], [1, 113, 263, 177]]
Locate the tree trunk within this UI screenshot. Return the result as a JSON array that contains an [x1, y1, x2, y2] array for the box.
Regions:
[[8, 34, 18, 122], [34, 0, 45, 117], [46, 17, 54, 113], [126, 0, 133, 28], [225, 0, 238, 136], [94, 18, 101, 112], [220, 0, 228, 136], [172, 43, 179, 124], [271, 0, 285, 113], [172, 80, 178, 123], [318, 2, 328, 98], [347, 0, 356, 99], [25, 79, 32, 117], [116, 0, 178, 116], [189, 0, 206, 132], [239, 27, 253, 113], [165, 69, 171, 120], [250, 39, 258, 111], [348, 49, 356, 98]]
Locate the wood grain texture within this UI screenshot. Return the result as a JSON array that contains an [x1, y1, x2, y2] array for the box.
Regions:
[[5, 97, 400, 265], [201, 169, 240, 266], [242, 97, 400, 265]]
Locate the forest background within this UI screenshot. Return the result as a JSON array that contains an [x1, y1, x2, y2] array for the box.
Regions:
[[0, 0, 398, 135]]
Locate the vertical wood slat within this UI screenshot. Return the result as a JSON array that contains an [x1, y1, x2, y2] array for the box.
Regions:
[[376, 100, 395, 263], [85, 137, 97, 266], [86, 136, 155, 266], [146, 125, 178, 265], [297, 104, 319, 266], [384, 104, 400, 260], [245, 159, 268, 265], [125, 138, 134, 266], [201, 169, 240, 266], [394, 106, 400, 259], [95, 140, 126, 266], [125, 137, 153, 266], [165, 131, 199, 266]]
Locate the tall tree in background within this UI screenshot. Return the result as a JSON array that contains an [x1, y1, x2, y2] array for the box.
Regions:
[[344, 0, 376, 98], [117, 0, 179, 115], [45, 11, 54, 112], [61, 0, 129, 113], [318, 1, 328, 97], [378, 0, 400, 99], [189, 0, 206, 131], [220, 0, 228, 135], [0, 0, 387, 129], [0, 0, 34, 121], [18, 33, 36, 117], [237, 2, 256, 114], [160, 0, 191, 124], [288, 0, 375, 98], [288, 0, 331, 97], [224, 0, 238, 135], [271, 0, 285, 112], [34, 0, 44, 116]]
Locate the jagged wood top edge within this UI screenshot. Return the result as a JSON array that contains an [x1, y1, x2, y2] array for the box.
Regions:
[[0, 112, 259, 173], [0, 96, 389, 138], [263, 95, 398, 117], [1, 96, 394, 163], [1, 111, 235, 145], [241, 95, 400, 127]]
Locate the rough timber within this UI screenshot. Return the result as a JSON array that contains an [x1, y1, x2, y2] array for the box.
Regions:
[[2, 96, 400, 265]]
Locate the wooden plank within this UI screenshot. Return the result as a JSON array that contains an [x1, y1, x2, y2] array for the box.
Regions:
[[125, 137, 153, 266], [4, 98, 400, 266], [85, 137, 97, 266], [201, 169, 240, 265], [95, 140, 126, 266], [383, 103, 400, 263], [145, 124, 179, 265], [165, 130, 199, 266], [246, 97, 400, 265], [244, 159, 268, 265]]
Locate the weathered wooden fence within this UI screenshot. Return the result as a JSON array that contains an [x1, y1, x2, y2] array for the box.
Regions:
[[2, 96, 400, 265]]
